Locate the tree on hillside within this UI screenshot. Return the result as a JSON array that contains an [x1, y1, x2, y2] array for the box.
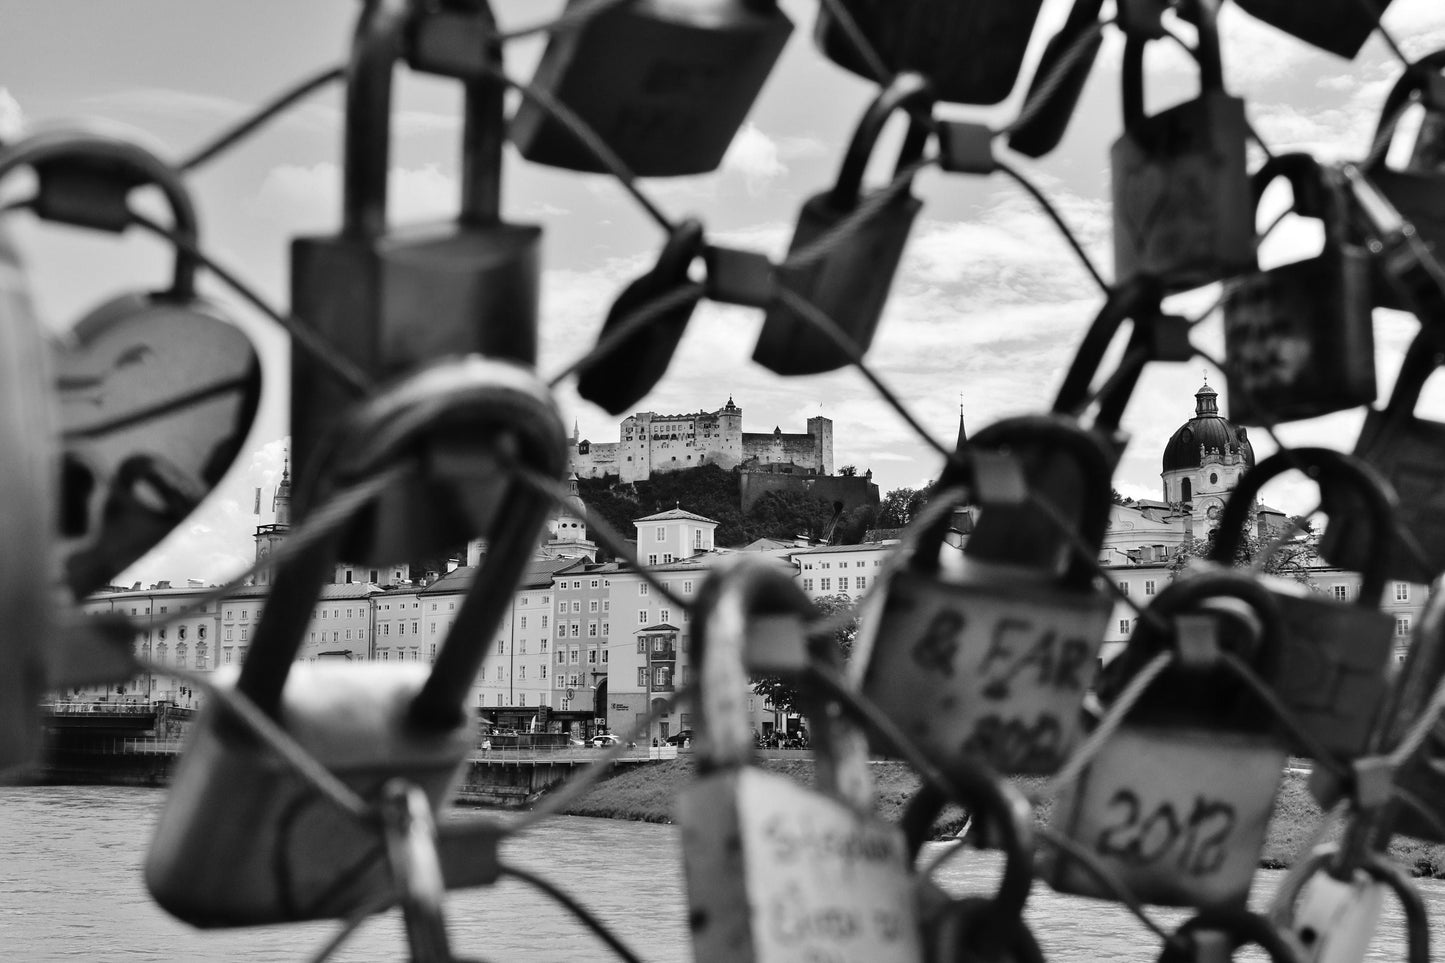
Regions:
[[837, 465, 858, 477], [1167, 514, 1319, 588], [1110, 488, 1136, 506], [876, 486, 927, 529], [751, 593, 858, 715]]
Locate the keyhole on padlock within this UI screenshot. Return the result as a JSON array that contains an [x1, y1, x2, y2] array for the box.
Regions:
[[1298, 924, 1319, 948]]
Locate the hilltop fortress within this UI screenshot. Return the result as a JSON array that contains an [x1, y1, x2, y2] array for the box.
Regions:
[[569, 397, 834, 484]]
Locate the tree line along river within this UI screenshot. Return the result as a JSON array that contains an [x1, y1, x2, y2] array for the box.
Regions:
[[1, 786, 1440, 962]]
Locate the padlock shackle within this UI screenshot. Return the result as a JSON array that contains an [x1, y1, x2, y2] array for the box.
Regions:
[[828, 72, 934, 210], [1367, 48, 1445, 172], [1121, 0, 1224, 128], [343, 0, 504, 237], [1053, 275, 1165, 428], [691, 555, 816, 774], [0, 128, 202, 298], [1250, 152, 1330, 223], [1380, 326, 1445, 420], [1208, 448, 1399, 605], [965, 414, 1116, 584], [1154, 908, 1305, 963], [900, 776, 1036, 922]]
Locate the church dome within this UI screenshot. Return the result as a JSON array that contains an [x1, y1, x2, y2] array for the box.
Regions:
[[1162, 381, 1254, 473]]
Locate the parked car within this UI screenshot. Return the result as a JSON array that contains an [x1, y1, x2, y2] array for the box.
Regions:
[[664, 729, 693, 747], [590, 733, 622, 748]]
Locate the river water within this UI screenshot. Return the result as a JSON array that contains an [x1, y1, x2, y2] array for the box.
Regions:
[[1, 786, 1442, 962]]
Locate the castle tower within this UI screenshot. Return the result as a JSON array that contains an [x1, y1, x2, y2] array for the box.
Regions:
[[806, 413, 834, 476], [252, 463, 291, 586], [1161, 379, 1255, 531]]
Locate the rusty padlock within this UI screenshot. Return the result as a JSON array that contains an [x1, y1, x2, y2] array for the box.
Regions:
[[753, 73, 932, 375], [902, 778, 1042, 963], [290, 0, 539, 521], [1360, 50, 1445, 313], [1111, 0, 1255, 292], [509, 0, 792, 177], [678, 554, 922, 963], [0, 221, 56, 776], [813, 0, 1046, 105], [1232, 0, 1392, 59], [0, 129, 259, 600], [1205, 448, 1398, 759], [1048, 573, 1289, 909], [1322, 329, 1445, 583], [851, 416, 1114, 777], [1223, 157, 1376, 425], [145, 357, 565, 925]]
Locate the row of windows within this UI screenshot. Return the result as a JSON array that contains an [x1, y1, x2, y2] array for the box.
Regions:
[[558, 579, 607, 590], [556, 621, 610, 638], [556, 600, 606, 613], [803, 577, 868, 592]]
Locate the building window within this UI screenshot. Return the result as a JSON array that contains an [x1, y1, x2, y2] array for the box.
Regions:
[[542, 616, 549, 629], [803, 579, 814, 591], [557, 651, 566, 664], [660, 609, 671, 624], [589, 622, 598, 637], [656, 527, 666, 542], [1118, 582, 1130, 596], [1119, 619, 1131, 634], [1333, 585, 1349, 602], [638, 668, 648, 687], [1144, 580, 1156, 596], [1396, 583, 1410, 601], [588, 650, 597, 664], [570, 623, 580, 637], [572, 601, 581, 613], [639, 610, 648, 625], [589, 600, 599, 613], [683, 581, 693, 594], [519, 666, 525, 680], [820, 578, 831, 591], [591, 579, 599, 588], [602, 622, 609, 636], [1397, 618, 1412, 637], [639, 583, 649, 596], [856, 577, 867, 590], [541, 665, 547, 679], [521, 616, 527, 629]]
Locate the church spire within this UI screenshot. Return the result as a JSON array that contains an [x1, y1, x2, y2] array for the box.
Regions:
[[956, 394, 968, 450], [1194, 376, 1219, 417]]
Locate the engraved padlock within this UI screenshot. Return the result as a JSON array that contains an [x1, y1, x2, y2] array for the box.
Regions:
[[1360, 49, 1445, 313], [575, 219, 705, 415], [1232, 0, 1393, 59], [678, 554, 922, 963], [1322, 329, 1445, 583], [0, 221, 57, 775], [753, 73, 932, 376], [1223, 157, 1376, 425], [1205, 448, 1398, 759], [813, 0, 1046, 105], [1111, 0, 1255, 292], [509, 0, 792, 177], [1049, 573, 1289, 909], [290, 0, 539, 522], [0, 130, 259, 599], [901, 778, 1043, 963], [1006, 0, 1106, 158], [1272, 844, 1426, 963], [851, 416, 1114, 777], [145, 357, 565, 926]]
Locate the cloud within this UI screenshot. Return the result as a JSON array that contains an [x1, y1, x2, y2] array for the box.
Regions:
[[250, 161, 463, 227], [719, 122, 788, 193]]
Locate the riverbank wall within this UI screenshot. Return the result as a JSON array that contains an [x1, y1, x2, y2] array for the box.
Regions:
[[549, 755, 1445, 879]]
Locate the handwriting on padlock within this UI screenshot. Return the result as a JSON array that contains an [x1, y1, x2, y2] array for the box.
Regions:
[[766, 882, 911, 951], [1094, 789, 1236, 877], [910, 610, 1093, 694], [762, 814, 909, 869]]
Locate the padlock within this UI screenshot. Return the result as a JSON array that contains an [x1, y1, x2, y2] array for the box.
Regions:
[[1111, 0, 1255, 292], [1204, 448, 1398, 759], [1271, 844, 1428, 963], [1322, 329, 1445, 583], [850, 416, 1114, 777], [0, 130, 259, 599], [678, 554, 922, 963], [752, 73, 932, 376], [813, 0, 1046, 105], [1006, 0, 1106, 159], [508, 0, 792, 177], [290, 0, 539, 524], [1360, 50, 1445, 313], [575, 219, 705, 415], [146, 357, 564, 925], [1222, 157, 1376, 425], [1154, 910, 1308, 963], [0, 221, 56, 775], [902, 779, 1042, 963], [1049, 573, 1289, 909], [1232, 0, 1392, 59]]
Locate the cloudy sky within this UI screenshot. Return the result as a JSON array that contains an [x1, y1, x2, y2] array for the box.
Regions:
[[5, 0, 1445, 585]]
